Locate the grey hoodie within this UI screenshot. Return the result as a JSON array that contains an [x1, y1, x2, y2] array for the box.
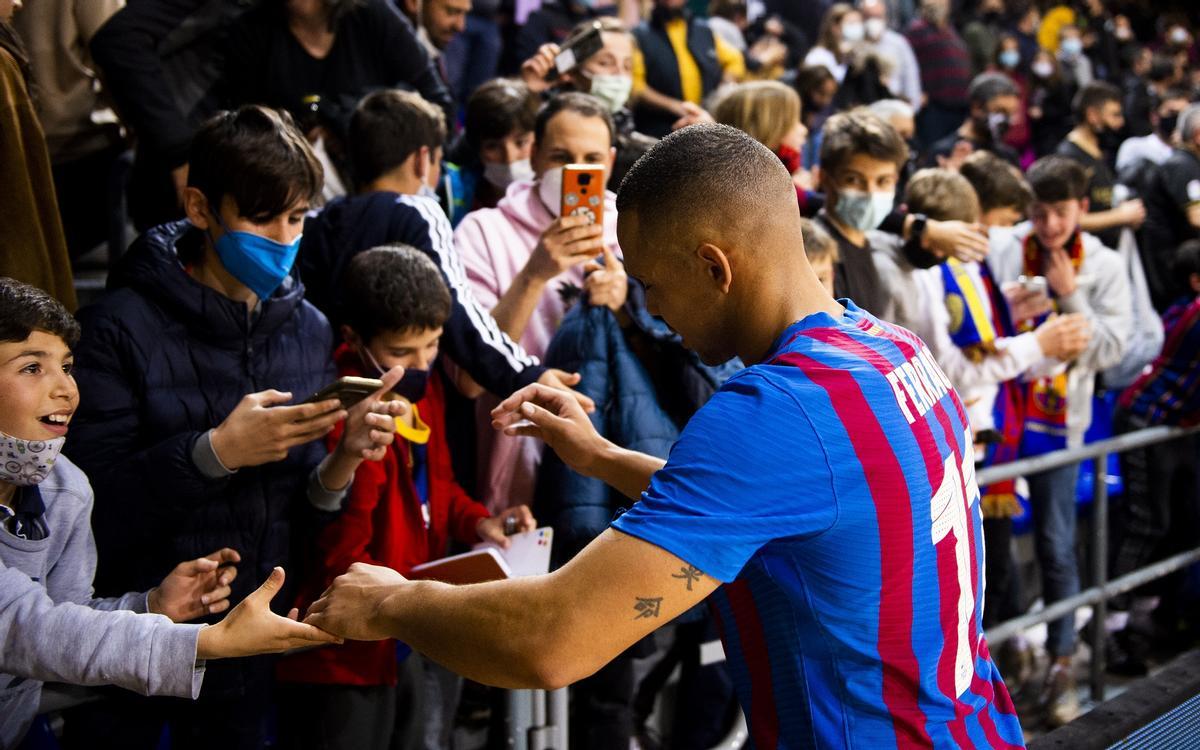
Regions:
[[0, 455, 204, 749]]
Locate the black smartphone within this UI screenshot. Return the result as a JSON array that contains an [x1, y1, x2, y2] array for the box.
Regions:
[[302, 376, 383, 409], [549, 22, 604, 80]]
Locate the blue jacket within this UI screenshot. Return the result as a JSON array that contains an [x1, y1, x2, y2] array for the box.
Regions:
[[66, 221, 335, 696], [534, 290, 740, 567]]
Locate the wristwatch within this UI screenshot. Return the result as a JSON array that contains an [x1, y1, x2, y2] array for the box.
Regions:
[[909, 212, 928, 247]]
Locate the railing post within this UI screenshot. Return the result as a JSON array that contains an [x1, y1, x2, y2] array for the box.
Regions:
[[1090, 450, 1109, 703]]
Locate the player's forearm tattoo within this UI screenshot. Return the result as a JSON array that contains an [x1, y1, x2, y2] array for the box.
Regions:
[[633, 597, 663, 620], [672, 565, 704, 591]]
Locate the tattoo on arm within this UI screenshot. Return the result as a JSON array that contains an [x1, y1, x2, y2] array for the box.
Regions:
[[672, 565, 704, 591], [633, 597, 663, 620]]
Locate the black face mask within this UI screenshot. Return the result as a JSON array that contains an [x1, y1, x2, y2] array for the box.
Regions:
[[1094, 124, 1122, 152], [1159, 113, 1179, 140]]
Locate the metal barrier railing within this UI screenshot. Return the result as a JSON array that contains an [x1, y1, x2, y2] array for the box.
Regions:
[[980, 422, 1200, 705]]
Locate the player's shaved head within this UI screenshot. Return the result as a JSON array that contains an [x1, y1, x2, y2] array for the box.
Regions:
[[615, 124, 827, 365], [616, 123, 797, 264]]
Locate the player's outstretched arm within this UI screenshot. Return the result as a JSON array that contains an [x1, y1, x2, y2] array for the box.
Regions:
[[490, 384, 665, 499], [304, 529, 718, 689]]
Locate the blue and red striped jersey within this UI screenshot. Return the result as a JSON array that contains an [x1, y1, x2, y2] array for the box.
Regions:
[[613, 302, 1024, 748]]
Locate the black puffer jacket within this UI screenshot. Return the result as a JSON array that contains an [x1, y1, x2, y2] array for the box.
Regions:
[[66, 221, 334, 695]]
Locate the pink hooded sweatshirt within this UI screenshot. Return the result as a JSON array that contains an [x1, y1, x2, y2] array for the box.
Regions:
[[454, 178, 621, 513]]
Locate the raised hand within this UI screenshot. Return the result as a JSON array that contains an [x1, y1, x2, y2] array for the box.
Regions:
[[149, 548, 240, 622], [491, 383, 607, 474], [304, 562, 410, 642]]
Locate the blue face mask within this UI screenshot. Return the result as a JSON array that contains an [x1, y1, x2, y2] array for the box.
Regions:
[[835, 188, 895, 232], [211, 221, 302, 301], [999, 49, 1020, 69]]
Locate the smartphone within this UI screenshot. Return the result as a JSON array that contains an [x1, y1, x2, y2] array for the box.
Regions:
[[549, 23, 604, 80], [1017, 275, 1048, 296], [561, 164, 606, 226], [302, 376, 383, 409]]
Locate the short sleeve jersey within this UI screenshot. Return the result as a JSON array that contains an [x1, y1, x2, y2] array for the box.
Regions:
[[1056, 139, 1120, 249], [613, 303, 1024, 749], [1144, 147, 1200, 254]]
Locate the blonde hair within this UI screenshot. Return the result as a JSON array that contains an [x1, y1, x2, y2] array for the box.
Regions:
[[904, 168, 982, 223], [801, 218, 839, 264], [711, 81, 801, 152]]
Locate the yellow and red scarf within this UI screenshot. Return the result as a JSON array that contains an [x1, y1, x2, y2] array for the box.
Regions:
[[1017, 232, 1084, 456]]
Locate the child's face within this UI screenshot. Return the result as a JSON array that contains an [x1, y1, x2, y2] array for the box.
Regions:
[[362, 327, 444, 373], [0, 331, 78, 441], [810, 257, 836, 296], [1030, 198, 1084, 250], [981, 205, 1024, 229]]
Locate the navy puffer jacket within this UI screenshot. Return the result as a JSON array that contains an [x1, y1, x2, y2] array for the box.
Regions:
[[66, 221, 334, 696]]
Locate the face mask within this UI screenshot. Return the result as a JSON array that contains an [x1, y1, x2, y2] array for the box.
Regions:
[[1060, 37, 1083, 57], [360, 346, 431, 403], [1169, 28, 1190, 46], [483, 158, 535, 190], [537, 165, 564, 217], [999, 49, 1020, 69], [1159, 113, 1179, 140], [211, 222, 301, 301], [1095, 124, 1122, 151], [1114, 25, 1132, 42], [835, 188, 894, 232], [0, 432, 65, 486], [589, 74, 634, 113], [841, 22, 865, 43], [1032, 60, 1054, 79], [775, 144, 802, 174], [865, 18, 886, 41], [986, 111, 1011, 141]]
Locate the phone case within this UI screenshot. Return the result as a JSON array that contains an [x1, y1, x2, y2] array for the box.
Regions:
[[562, 164, 605, 226]]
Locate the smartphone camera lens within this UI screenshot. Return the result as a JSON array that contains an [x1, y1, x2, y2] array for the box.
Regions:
[[578, 173, 592, 185]]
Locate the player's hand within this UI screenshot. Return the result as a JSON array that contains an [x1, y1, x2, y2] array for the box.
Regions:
[[1034, 313, 1091, 361], [196, 568, 342, 659], [491, 383, 607, 474], [520, 43, 560, 93], [211, 391, 346, 469], [536, 368, 596, 414], [924, 220, 989, 263], [583, 246, 628, 312], [527, 215, 605, 283], [149, 548, 240, 622], [304, 562, 409, 641], [476, 505, 537, 548]]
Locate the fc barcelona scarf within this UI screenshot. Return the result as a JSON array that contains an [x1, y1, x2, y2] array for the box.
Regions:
[[942, 259, 1026, 516], [1017, 232, 1084, 457]]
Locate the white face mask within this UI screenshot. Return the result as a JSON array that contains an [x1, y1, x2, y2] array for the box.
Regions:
[[537, 166, 564, 216], [589, 74, 633, 113], [841, 21, 865, 43], [483, 158, 535, 190], [0, 431, 65, 486], [835, 188, 895, 232], [864, 18, 886, 41], [1032, 60, 1054, 79]]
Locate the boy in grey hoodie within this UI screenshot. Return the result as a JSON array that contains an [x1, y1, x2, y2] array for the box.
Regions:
[[0, 278, 343, 748]]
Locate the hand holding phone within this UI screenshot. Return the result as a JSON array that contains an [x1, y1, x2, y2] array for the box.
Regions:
[[562, 164, 606, 226], [302, 376, 385, 410], [548, 23, 604, 80]]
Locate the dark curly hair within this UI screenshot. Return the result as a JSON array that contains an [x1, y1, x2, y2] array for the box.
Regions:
[[340, 245, 452, 343], [0, 278, 80, 348]]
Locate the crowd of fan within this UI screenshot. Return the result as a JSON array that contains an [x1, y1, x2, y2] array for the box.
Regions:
[[2, 0, 1199, 747]]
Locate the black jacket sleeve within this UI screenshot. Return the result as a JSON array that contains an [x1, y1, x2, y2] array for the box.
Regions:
[[393, 195, 546, 396]]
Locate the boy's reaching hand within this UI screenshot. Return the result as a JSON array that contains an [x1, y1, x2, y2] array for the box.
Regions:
[[148, 548, 241, 622]]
